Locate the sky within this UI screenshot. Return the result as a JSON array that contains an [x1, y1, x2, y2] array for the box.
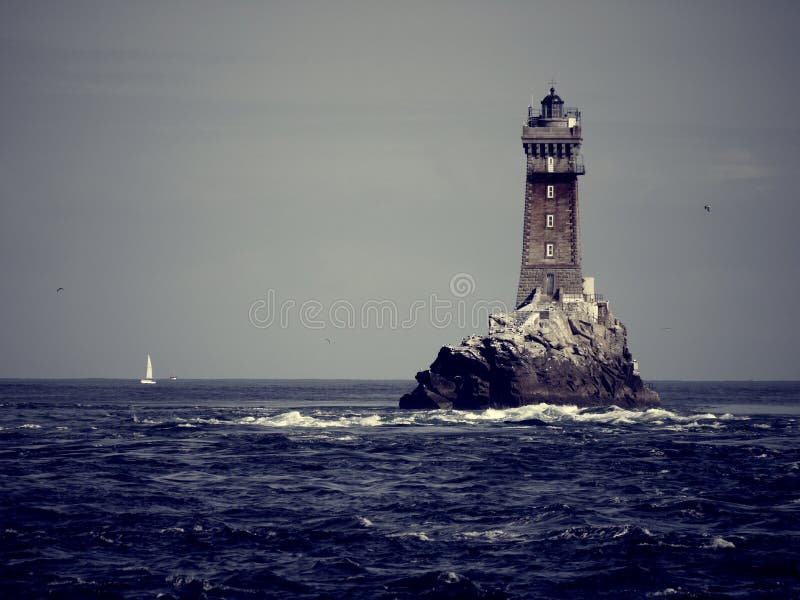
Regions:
[[1, 0, 798, 380]]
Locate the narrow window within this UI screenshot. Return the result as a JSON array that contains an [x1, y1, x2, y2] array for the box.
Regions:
[[545, 243, 554, 258], [546, 214, 554, 228], [547, 156, 554, 173], [547, 185, 554, 199], [546, 274, 555, 296]]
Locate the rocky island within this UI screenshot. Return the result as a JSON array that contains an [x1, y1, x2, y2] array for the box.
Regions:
[[400, 291, 660, 410], [400, 85, 660, 410]]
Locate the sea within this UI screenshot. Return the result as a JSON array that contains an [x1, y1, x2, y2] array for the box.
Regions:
[[1, 380, 799, 599]]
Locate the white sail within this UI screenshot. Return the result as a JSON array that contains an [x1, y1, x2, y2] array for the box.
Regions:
[[140, 353, 156, 384]]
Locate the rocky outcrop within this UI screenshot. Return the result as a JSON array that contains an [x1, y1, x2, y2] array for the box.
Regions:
[[400, 301, 659, 410]]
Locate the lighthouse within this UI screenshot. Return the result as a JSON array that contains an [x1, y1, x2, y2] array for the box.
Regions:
[[516, 85, 586, 308], [399, 85, 659, 410]]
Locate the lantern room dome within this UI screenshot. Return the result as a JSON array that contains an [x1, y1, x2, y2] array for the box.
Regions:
[[541, 87, 563, 105], [540, 87, 564, 119]]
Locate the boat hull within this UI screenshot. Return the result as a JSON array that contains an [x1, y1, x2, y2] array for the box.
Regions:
[[140, 379, 156, 385]]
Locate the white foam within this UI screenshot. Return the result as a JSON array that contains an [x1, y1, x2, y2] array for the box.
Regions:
[[706, 536, 736, 549], [550, 524, 652, 541], [144, 403, 732, 431], [648, 589, 681, 597], [456, 529, 523, 542], [357, 516, 374, 527], [614, 525, 652, 538], [387, 531, 432, 542], [159, 526, 185, 534], [237, 411, 384, 428], [435, 404, 725, 428], [19, 423, 42, 429]]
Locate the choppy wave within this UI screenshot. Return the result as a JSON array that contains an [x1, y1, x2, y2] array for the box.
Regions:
[[3, 379, 798, 600]]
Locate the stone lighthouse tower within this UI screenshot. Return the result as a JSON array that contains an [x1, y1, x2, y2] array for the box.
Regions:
[[516, 85, 585, 308]]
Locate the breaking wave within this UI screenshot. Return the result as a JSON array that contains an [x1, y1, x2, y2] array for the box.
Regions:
[[148, 403, 739, 430]]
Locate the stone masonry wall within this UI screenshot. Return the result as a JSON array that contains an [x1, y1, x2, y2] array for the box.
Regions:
[[516, 161, 583, 307], [516, 267, 584, 307]]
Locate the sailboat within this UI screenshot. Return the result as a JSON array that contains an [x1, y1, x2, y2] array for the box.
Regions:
[[140, 354, 156, 384]]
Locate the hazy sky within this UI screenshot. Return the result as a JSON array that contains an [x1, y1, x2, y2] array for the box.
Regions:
[[1, 0, 798, 380]]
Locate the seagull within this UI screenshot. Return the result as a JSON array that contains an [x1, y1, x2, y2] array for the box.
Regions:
[[324, 337, 333, 344], [56, 287, 64, 294], [704, 204, 711, 213], [659, 327, 672, 332]]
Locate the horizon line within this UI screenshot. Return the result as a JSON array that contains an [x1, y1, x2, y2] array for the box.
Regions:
[[1, 377, 799, 384]]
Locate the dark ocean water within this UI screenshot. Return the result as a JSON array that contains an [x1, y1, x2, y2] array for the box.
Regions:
[[1, 380, 799, 599]]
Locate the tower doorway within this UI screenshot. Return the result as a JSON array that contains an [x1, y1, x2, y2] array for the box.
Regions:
[[546, 273, 555, 296]]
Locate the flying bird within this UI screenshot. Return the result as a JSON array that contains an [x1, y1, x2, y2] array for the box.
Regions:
[[704, 204, 711, 213], [56, 287, 64, 294], [324, 337, 333, 344]]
